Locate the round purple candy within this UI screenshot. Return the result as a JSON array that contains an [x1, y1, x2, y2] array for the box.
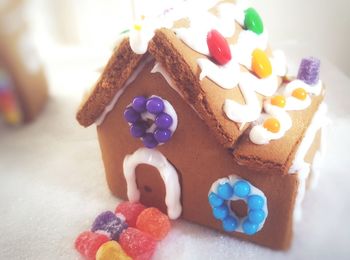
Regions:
[[297, 57, 320, 85], [130, 123, 146, 138], [132, 96, 147, 113], [142, 133, 159, 148], [154, 128, 172, 143], [91, 211, 128, 241], [124, 107, 140, 123], [146, 97, 165, 115], [155, 113, 173, 129]]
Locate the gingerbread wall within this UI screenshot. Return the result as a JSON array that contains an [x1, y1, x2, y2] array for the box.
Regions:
[[96, 58, 310, 250]]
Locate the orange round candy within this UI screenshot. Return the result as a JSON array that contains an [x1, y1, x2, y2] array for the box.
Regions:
[[270, 95, 286, 108], [263, 118, 280, 133], [292, 88, 307, 100], [252, 49, 272, 79]]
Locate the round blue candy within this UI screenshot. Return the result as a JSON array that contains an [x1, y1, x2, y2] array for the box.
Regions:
[[222, 216, 238, 232], [142, 133, 158, 148], [242, 219, 258, 235], [155, 113, 173, 129], [233, 180, 251, 198], [208, 192, 224, 207], [248, 209, 265, 224], [132, 96, 147, 112], [146, 97, 165, 114], [130, 123, 146, 138], [217, 182, 234, 200], [212, 205, 229, 220], [124, 107, 140, 123], [154, 128, 172, 143], [247, 195, 264, 210]]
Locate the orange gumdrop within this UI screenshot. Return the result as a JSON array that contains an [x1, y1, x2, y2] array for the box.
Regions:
[[263, 118, 280, 133], [292, 88, 307, 100], [270, 95, 286, 108], [252, 48, 272, 79]]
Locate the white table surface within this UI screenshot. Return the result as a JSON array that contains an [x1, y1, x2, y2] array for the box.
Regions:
[[1, 45, 350, 260]]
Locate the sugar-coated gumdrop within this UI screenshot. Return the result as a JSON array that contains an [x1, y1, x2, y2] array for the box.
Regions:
[[96, 241, 131, 260], [136, 207, 171, 240], [207, 29, 232, 65], [115, 202, 146, 227], [297, 57, 320, 85], [119, 227, 157, 260], [91, 211, 128, 241], [75, 231, 109, 259]]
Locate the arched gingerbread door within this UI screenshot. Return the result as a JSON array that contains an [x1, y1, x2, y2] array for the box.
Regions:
[[123, 148, 182, 219]]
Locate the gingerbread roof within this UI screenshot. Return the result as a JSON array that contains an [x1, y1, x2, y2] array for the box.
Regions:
[[76, 1, 325, 175]]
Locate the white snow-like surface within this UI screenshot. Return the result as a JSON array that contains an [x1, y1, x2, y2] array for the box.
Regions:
[[0, 45, 350, 260]]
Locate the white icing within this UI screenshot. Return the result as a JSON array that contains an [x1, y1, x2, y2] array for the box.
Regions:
[[249, 79, 323, 144], [249, 101, 292, 145], [18, 32, 41, 74], [123, 148, 182, 219], [129, 20, 156, 54], [209, 174, 268, 233], [288, 103, 328, 222], [197, 58, 240, 89], [95, 56, 153, 125]]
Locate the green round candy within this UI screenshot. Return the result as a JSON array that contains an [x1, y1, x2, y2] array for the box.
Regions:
[[244, 8, 264, 35]]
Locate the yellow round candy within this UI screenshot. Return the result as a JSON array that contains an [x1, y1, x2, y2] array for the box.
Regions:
[[96, 241, 131, 260], [252, 49, 272, 79], [270, 95, 286, 108], [263, 118, 280, 133], [292, 88, 307, 100], [4, 110, 22, 125]]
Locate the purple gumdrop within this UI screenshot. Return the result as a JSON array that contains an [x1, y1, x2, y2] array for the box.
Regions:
[[124, 107, 140, 123], [154, 128, 172, 143], [91, 211, 128, 241], [155, 113, 173, 129], [146, 97, 164, 114], [132, 96, 147, 113], [297, 57, 321, 85], [142, 133, 159, 148], [130, 123, 146, 138]]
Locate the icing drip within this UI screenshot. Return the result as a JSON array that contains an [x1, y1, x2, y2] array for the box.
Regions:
[[288, 103, 328, 222], [249, 79, 323, 144], [123, 148, 182, 219], [95, 56, 154, 125]]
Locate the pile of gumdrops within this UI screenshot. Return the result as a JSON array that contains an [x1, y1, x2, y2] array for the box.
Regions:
[[74, 202, 171, 260]]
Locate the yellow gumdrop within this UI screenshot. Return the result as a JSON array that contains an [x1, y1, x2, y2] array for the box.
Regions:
[[96, 241, 131, 260], [292, 88, 307, 100], [270, 95, 286, 108], [252, 49, 272, 79], [263, 118, 280, 133]]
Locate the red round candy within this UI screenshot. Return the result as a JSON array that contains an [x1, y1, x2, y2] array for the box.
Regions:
[[74, 231, 109, 259], [115, 201, 146, 227], [119, 227, 157, 260], [207, 29, 232, 65]]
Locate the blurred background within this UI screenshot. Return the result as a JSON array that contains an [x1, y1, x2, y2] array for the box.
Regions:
[[1, 0, 350, 259]]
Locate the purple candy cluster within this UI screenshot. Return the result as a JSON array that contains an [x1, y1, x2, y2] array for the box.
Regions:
[[124, 96, 174, 148], [297, 57, 321, 85], [91, 211, 128, 241]]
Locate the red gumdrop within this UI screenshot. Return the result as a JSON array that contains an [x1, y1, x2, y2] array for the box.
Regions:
[[115, 202, 146, 227], [119, 227, 157, 260], [136, 207, 171, 240], [207, 29, 232, 65], [74, 231, 109, 259]]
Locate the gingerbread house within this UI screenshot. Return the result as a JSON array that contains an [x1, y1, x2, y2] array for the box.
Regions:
[[76, 0, 327, 250], [0, 0, 48, 125]]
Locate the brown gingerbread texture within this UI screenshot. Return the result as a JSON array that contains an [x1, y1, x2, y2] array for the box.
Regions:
[[76, 0, 327, 250], [0, 0, 48, 124]]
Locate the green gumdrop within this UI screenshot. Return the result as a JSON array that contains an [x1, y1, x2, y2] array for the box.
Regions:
[[244, 8, 264, 35]]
